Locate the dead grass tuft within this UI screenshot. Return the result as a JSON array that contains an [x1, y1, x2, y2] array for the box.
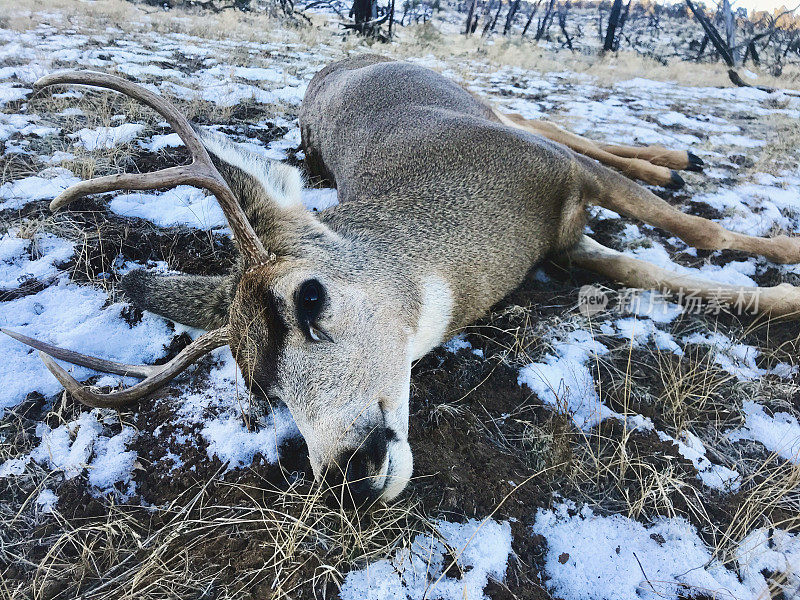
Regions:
[[0, 465, 432, 600]]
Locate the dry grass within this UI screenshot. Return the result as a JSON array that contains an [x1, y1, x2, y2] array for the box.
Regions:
[[386, 22, 800, 90], [751, 112, 800, 175], [0, 469, 432, 600]]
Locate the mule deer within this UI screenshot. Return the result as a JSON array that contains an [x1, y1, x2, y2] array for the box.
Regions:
[[6, 56, 800, 506]]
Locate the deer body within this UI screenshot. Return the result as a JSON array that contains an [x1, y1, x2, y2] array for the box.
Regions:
[[301, 55, 586, 336], [11, 58, 800, 507]]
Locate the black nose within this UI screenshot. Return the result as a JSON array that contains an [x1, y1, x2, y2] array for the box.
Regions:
[[323, 428, 388, 509]]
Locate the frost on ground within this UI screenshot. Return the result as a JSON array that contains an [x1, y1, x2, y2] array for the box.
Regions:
[[0, 5, 799, 600]]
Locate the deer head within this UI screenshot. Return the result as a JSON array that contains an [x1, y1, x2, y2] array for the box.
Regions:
[[4, 71, 414, 506]]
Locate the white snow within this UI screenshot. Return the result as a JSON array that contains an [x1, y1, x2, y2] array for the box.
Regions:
[[72, 123, 145, 150], [175, 348, 301, 471], [736, 528, 800, 598], [0, 230, 74, 288], [0, 84, 30, 105], [614, 317, 683, 355], [728, 401, 800, 464], [693, 180, 800, 238], [532, 502, 778, 600], [0, 457, 27, 477], [36, 488, 58, 513], [0, 280, 174, 410], [657, 429, 739, 490], [518, 329, 614, 430], [340, 519, 512, 600], [300, 187, 338, 211], [4, 410, 140, 495], [201, 405, 299, 469], [0, 167, 81, 210], [619, 290, 684, 324], [87, 427, 138, 490], [30, 412, 104, 479], [144, 132, 183, 151], [629, 239, 758, 287], [109, 185, 227, 229], [683, 332, 796, 381]]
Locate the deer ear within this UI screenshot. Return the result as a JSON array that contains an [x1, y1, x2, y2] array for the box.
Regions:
[[192, 125, 304, 210]]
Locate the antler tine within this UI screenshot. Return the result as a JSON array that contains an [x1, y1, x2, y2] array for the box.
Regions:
[[34, 70, 269, 265], [2, 328, 156, 378], [3, 327, 229, 409]]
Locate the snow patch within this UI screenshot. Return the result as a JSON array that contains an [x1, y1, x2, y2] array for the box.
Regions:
[[657, 429, 739, 490], [36, 489, 58, 513], [683, 332, 796, 381], [0, 230, 74, 288], [0, 167, 80, 211], [533, 502, 763, 600], [201, 406, 299, 470], [0, 280, 174, 409], [72, 123, 145, 150], [518, 329, 613, 430], [109, 185, 227, 229], [340, 519, 512, 600], [728, 401, 800, 464]]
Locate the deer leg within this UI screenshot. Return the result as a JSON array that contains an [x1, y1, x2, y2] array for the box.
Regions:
[[495, 110, 686, 189], [581, 157, 800, 264], [596, 142, 704, 172], [567, 235, 800, 317], [119, 271, 235, 330]]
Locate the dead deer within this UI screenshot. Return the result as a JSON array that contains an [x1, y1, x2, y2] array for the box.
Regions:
[[6, 56, 800, 506]]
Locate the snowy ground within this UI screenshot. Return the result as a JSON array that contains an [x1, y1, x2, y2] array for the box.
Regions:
[[1, 4, 799, 600]]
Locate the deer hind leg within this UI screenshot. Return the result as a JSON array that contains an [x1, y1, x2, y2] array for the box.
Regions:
[[119, 271, 235, 330], [596, 142, 704, 172], [581, 157, 800, 265], [495, 110, 688, 189], [568, 235, 800, 318]]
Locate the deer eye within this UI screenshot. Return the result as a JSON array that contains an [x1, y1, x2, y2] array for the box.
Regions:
[[296, 279, 332, 342]]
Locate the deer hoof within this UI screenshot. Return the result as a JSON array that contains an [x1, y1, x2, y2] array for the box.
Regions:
[[686, 152, 704, 172], [667, 171, 685, 190]]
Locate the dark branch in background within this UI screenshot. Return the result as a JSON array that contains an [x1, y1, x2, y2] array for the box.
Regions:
[[722, 0, 739, 64], [535, 0, 556, 41], [464, 0, 478, 34], [603, 0, 623, 52], [596, 2, 605, 41], [685, 0, 786, 92], [616, 0, 631, 48], [482, 0, 504, 36], [504, 0, 521, 35], [522, 0, 542, 36], [350, 0, 378, 32], [303, 0, 345, 15], [685, 0, 735, 66], [558, 2, 574, 51]]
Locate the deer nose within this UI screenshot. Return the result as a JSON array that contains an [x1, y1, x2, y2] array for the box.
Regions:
[[323, 429, 388, 509]]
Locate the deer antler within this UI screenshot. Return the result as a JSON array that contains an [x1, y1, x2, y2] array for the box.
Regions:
[[35, 71, 269, 265], [2, 327, 229, 408], [4, 71, 265, 408]]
